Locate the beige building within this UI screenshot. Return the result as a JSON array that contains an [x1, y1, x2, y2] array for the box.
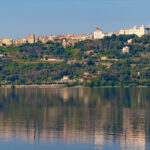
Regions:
[[22, 38, 28, 44], [101, 56, 108, 60], [0, 38, 13, 46], [37, 33, 92, 46], [0, 40, 2, 46], [120, 25, 150, 37], [14, 38, 27, 45], [27, 34, 35, 44], [37, 35, 57, 43]]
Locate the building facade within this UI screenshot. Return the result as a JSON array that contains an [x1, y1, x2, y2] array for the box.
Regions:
[[120, 25, 150, 37], [93, 27, 113, 39], [27, 34, 35, 44], [0, 39, 13, 46], [14, 38, 27, 45], [93, 27, 105, 39]]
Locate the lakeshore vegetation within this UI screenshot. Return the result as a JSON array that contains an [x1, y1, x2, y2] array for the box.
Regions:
[[1, 34, 150, 87]]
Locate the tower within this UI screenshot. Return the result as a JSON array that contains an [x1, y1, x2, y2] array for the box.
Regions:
[[27, 34, 35, 44]]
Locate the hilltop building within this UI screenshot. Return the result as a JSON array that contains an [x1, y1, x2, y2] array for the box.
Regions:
[[0, 40, 2, 46], [0, 38, 13, 46], [36, 35, 57, 43], [36, 35, 49, 43], [0, 25, 150, 47], [93, 27, 104, 39], [14, 38, 27, 45], [120, 25, 150, 37], [37, 33, 93, 47], [93, 27, 113, 39], [0, 34, 36, 46], [14, 34, 35, 46], [27, 34, 35, 44]]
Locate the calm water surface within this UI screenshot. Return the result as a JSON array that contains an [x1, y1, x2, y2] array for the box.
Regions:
[[0, 88, 150, 150]]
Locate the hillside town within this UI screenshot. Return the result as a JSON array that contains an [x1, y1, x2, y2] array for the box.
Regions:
[[1, 24, 150, 87], [0, 25, 150, 47]]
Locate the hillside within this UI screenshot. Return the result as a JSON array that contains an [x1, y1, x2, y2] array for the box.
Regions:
[[1, 34, 150, 87]]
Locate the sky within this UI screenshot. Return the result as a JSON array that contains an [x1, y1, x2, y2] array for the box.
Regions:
[[1, 0, 150, 38]]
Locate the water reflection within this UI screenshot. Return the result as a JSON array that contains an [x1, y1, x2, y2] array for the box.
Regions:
[[0, 88, 150, 150]]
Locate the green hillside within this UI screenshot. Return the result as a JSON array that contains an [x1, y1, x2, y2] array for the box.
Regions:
[[1, 34, 150, 87]]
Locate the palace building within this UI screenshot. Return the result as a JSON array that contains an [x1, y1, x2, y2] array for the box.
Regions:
[[120, 25, 150, 37]]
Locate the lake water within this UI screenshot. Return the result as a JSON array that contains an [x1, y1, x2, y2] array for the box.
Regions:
[[0, 88, 150, 150]]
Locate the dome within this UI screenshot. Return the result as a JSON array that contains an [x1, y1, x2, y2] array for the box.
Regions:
[[96, 27, 102, 31]]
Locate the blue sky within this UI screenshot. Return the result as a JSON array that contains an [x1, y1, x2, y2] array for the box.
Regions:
[[1, 0, 150, 38]]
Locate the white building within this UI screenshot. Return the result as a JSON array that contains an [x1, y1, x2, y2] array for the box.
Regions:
[[93, 27, 113, 39], [120, 25, 150, 37], [61, 75, 70, 82], [122, 46, 130, 53], [127, 39, 133, 45], [93, 27, 105, 39]]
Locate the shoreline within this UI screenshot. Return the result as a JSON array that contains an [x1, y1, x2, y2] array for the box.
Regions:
[[1, 84, 66, 88], [0, 84, 149, 88]]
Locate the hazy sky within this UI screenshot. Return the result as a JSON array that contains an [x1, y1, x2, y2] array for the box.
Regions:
[[1, 0, 150, 38]]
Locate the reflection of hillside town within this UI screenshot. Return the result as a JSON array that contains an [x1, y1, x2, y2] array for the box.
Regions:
[[0, 88, 150, 149]]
